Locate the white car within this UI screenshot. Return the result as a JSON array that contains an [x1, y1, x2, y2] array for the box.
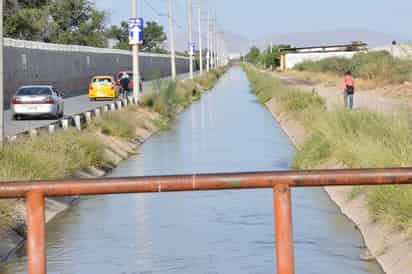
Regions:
[[11, 85, 64, 120]]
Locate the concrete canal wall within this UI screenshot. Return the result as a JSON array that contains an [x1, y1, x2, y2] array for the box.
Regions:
[[4, 38, 190, 106]]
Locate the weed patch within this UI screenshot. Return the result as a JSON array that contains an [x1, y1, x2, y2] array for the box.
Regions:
[[243, 64, 412, 235], [294, 51, 412, 85]]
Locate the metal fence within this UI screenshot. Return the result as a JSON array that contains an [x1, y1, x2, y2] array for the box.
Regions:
[[2, 167, 412, 274]]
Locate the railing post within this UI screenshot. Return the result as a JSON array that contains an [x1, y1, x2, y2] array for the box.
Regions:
[[274, 184, 295, 274], [26, 191, 46, 274]]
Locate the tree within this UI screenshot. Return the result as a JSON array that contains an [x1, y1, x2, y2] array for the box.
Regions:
[[4, 0, 108, 47], [48, 0, 107, 47], [106, 21, 129, 50], [262, 44, 291, 68], [106, 20, 167, 52], [4, 8, 48, 40], [245, 46, 261, 64], [4, 0, 49, 39], [141, 21, 167, 52]]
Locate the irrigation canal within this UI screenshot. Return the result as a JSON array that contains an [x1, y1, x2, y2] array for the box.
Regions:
[[1, 67, 383, 274]]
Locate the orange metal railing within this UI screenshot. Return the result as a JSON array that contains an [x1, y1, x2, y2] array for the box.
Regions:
[[2, 167, 412, 274]]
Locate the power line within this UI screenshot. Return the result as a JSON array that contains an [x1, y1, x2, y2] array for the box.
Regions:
[[140, 0, 186, 30], [143, 0, 162, 16]]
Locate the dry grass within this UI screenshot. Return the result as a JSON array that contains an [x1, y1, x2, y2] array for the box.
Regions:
[[141, 66, 229, 118], [244, 64, 412, 236], [0, 130, 105, 182], [284, 70, 378, 90]]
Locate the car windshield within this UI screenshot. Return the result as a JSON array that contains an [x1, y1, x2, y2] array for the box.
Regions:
[[17, 87, 52, 96], [93, 78, 112, 84]]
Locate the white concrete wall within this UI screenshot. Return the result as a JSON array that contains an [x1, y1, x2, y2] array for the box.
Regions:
[[284, 51, 358, 70]]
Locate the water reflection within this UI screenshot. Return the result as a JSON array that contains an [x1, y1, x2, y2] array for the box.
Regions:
[[1, 67, 382, 274]]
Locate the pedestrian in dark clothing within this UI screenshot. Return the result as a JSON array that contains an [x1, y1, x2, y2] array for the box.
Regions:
[[119, 74, 130, 98]]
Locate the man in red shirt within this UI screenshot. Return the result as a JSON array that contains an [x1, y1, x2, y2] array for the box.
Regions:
[[342, 70, 355, 110]]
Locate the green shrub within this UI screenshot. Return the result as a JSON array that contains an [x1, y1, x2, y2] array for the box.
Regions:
[[244, 65, 325, 112], [0, 130, 105, 181], [142, 66, 229, 117], [90, 110, 137, 138]]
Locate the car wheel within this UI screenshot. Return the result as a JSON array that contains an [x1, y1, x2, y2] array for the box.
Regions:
[[59, 110, 64, 118], [13, 115, 21, 121]]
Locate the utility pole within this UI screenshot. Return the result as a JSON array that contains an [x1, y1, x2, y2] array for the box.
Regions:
[[214, 19, 218, 69], [168, 0, 176, 80], [0, 0, 4, 143], [188, 0, 193, 79], [210, 20, 214, 70], [198, 7, 203, 74], [132, 0, 140, 101], [270, 41, 273, 70], [206, 13, 210, 72]]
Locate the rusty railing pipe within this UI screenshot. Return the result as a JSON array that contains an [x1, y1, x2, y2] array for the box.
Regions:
[[0, 168, 412, 199], [274, 184, 295, 274], [26, 191, 46, 274]]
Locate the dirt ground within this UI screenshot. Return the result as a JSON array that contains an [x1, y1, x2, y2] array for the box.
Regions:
[[275, 71, 410, 114]]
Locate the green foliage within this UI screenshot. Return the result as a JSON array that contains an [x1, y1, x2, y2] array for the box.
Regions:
[[366, 185, 412, 234], [106, 21, 129, 49], [4, 8, 48, 40], [141, 66, 229, 117], [5, 0, 108, 47], [151, 116, 170, 131], [295, 108, 412, 169], [245, 45, 290, 68], [245, 46, 261, 64], [244, 65, 325, 111], [142, 21, 167, 52], [0, 130, 104, 181], [48, 0, 107, 47], [89, 109, 140, 139], [261, 44, 291, 68], [106, 20, 167, 52], [295, 51, 412, 85]]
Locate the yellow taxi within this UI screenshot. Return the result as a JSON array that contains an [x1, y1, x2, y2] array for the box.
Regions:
[[88, 76, 118, 100]]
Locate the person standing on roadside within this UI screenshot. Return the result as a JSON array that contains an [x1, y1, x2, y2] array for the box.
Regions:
[[120, 73, 130, 98], [342, 71, 355, 110]]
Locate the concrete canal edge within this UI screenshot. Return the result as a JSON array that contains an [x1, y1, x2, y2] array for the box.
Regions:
[[264, 97, 412, 274], [0, 67, 230, 265]]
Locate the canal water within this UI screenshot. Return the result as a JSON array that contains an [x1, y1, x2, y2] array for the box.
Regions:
[[1, 67, 382, 274]]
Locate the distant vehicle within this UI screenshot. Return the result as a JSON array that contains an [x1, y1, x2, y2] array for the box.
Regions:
[[115, 71, 143, 93], [11, 85, 64, 120], [88, 76, 118, 101]]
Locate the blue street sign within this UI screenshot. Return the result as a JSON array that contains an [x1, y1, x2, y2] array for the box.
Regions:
[[128, 18, 144, 45]]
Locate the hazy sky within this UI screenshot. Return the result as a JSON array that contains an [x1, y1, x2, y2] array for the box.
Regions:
[[96, 0, 412, 40]]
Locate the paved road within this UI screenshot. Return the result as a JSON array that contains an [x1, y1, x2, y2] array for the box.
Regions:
[[5, 72, 193, 137]]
